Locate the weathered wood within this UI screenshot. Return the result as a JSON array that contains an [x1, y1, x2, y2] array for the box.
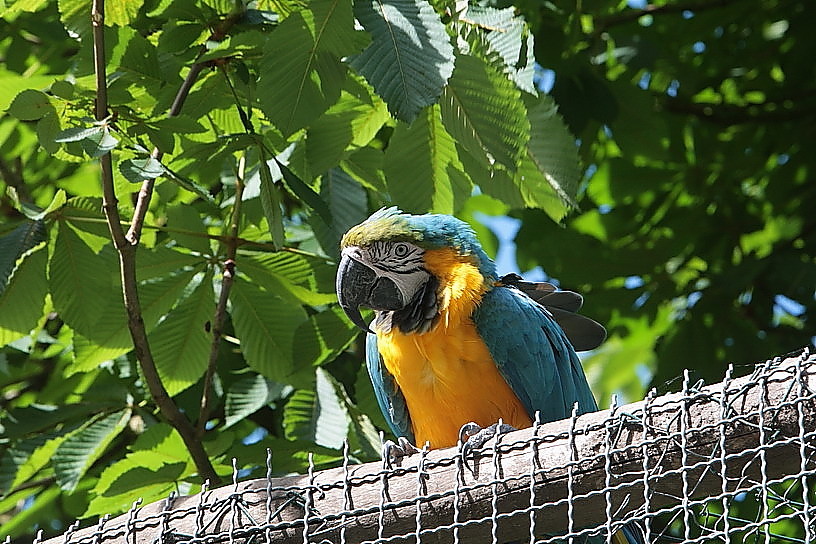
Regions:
[[45, 353, 816, 544]]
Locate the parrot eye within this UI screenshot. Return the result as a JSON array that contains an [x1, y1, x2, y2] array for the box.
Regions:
[[393, 243, 410, 257]]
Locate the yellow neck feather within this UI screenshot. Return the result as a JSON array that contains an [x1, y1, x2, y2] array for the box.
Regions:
[[421, 247, 490, 330]]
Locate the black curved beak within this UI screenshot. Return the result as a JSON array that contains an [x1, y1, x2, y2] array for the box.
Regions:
[[336, 253, 404, 333]]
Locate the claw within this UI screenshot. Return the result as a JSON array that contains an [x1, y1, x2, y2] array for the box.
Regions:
[[382, 436, 420, 469], [458, 421, 517, 476]]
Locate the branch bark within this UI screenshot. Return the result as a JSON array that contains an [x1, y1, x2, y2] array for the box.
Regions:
[[90, 0, 220, 485], [196, 154, 245, 437], [41, 351, 816, 544]]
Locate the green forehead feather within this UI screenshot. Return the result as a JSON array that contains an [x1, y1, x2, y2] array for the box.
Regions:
[[340, 207, 497, 279], [340, 207, 423, 247]]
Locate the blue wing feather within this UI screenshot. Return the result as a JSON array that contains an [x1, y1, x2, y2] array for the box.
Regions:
[[473, 286, 598, 423], [366, 333, 414, 442]]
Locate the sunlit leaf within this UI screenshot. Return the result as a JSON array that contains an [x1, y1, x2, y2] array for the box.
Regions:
[[119, 157, 164, 183], [258, 0, 358, 135], [384, 105, 470, 214], [351, 0, 454, 122], [440, 53, 529, 170], [53, 409, 132, 492]]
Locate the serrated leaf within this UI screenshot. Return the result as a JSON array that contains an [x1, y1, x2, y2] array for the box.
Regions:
[[55, 126, 101, 143], [440, 53, 529, 170], [229, 278, 308, 382], [257, 149, 285, 249], [258, 0, 357, 135], [224, 374, 274, 428], [85, 425, 193, 518], [149, 273, 215, 395], [10, 433, 65, 491], [293, 305, 359, 367], [80, 128, 119, 158], [278, 160, 332, 225], [284, 367, 349, 449], [384, 105, 467, 213], [72, 269, 199, 372], [119, 156, 165, 183], [7, 89, 53, 121], [240, 253, 337, 306], [0, 244, 48, 346], [48, 222, 117, 336], [351, 0, 454, 122], [464, 6, 536, 94], [305, 85, 390, 177], [53, 409, 132, 492], [310, 167, 368, 258], [516, 95, 581, 218], [0, 220, 46, 294]]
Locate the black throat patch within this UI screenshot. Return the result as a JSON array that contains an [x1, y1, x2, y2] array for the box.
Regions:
[[374, 275, 439, 335]]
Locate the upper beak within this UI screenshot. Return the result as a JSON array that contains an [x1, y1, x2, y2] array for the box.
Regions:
[[336, 253, 405, 333]]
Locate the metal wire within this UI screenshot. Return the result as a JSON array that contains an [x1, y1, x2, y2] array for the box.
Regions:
[[35, 350, 816, 544]]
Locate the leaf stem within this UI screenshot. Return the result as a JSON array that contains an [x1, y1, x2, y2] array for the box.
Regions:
[[91, 0, 220, 485]]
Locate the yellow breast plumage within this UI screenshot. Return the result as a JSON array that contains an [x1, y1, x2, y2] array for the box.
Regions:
[[375, 248, 531, 449]]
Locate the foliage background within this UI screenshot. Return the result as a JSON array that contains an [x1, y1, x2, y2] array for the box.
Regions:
[[0, 0, 813, 540]]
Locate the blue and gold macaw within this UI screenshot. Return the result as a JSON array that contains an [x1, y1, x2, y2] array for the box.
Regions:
[[336, 208, 641, 543]]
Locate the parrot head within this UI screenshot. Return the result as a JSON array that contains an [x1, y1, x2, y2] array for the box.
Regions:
[[336, 207, 496, 334]]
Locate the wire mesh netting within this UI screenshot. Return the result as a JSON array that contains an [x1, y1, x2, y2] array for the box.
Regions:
[[36, 349, 816, 544]]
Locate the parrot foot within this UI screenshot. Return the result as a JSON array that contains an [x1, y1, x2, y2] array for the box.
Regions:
[[382, 436, 421, 469], [459, 421, 517, 475]]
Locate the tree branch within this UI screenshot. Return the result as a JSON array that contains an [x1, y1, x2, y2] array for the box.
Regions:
[[591, 0, 736, 36], [91, 0, 220, 486], [196, 154, 245, 437]]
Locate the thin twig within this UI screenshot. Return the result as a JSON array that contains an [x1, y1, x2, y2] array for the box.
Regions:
[[91, 0, 220, 485], [197, 154, 245, 437], [591, 0, 736, 36]]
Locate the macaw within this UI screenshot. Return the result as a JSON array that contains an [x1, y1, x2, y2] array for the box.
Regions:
[[335, 208, 641, 543]]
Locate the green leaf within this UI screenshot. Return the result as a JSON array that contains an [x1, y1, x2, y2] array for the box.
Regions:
[[85, 425, 193, 518], [258, 0, 358, 135], [463, 6, 536, 94], [277, 160, 333, 225], [7, 89, 53, 121], [283, 367, 349, 449], [149, 273, 215, 395], [239, 252, 338, 306], [48, 222, 117, 336], [293, 305, 359, 367], [81, 128, 119, 158], [0, 70, 56, 112], [55, 126, 102, 143], [257, 149, 285, 250], [305, 84, 390, 176], [440, 53, 529, 170], [106, 0, 141, 26], [72, 268, 199, 372], [515, 94, 581, 218], [53, 408, 132, 492], [310, 167, 368, 258], [0, 220, 46, 294], [384, 105, 469, 213], [10, 434, 65, 491], [224, 374, 276, 428], [0, 245, 48, 346], [351, 0, 454, 122], [229, 278, 308, 383], [119, 157, 164, 183]]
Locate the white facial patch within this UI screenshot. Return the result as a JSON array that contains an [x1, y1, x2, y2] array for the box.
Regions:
[[342, 242, 429, 306]]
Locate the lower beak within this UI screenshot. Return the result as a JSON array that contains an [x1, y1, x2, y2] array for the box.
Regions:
[[336, 254, 404, 333]]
